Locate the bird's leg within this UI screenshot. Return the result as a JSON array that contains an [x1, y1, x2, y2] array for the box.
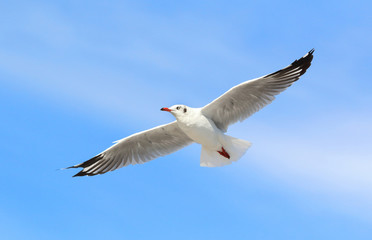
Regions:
[[217, 147, 230, 159]]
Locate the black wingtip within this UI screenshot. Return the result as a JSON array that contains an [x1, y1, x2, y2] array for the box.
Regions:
[[72, 171, 86, 177], [287, 48, 315, 71], [290, 48, 314, 67], [264, 49, 315, 79], [301, 48, 314, 62], [67, 154, 104, 177], [72, 170, 94, 177]]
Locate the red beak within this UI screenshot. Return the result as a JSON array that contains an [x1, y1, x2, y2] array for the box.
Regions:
[[161, 107, 172, 112]]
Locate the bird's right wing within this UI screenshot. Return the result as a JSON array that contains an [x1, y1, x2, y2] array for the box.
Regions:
[[68, 121, 193, 177], [202, 49, 314, 132]]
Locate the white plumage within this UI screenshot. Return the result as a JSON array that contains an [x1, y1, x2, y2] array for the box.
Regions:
[[67, 49, 314, 177]]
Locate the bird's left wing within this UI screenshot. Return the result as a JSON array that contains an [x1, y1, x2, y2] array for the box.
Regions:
[[202, 49, 314, 132], [68, 121, 193, 177]]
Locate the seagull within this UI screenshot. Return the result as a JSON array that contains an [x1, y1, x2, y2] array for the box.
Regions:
[[67, 49, 314, 177]]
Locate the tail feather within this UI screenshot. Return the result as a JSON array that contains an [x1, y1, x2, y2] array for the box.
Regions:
[[200, 136, 251, 167]]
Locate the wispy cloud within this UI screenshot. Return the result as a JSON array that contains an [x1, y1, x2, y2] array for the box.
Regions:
[[231, 112, 372, 221], [0, 1, 254, 128]]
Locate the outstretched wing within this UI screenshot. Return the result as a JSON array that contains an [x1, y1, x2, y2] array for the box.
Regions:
[[202, 49, 314, 132], [68, 121, 193, 177]]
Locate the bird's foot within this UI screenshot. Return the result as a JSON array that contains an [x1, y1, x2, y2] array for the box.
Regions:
[[217, 147, 230, 159]]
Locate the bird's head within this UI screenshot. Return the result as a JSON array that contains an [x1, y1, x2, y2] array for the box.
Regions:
[[161, 105, 189, 118]]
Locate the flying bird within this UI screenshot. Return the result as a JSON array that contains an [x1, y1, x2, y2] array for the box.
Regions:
[[67, 49, 314, 177]]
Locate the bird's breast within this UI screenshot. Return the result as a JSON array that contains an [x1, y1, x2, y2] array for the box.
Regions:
[[177, 114, 221, 149]]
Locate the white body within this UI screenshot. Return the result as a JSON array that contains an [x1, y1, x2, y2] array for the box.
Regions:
[[176, 108, 221, 149], [173, 107, 251, 167]]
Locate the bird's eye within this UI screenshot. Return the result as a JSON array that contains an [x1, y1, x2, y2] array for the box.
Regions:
[[184, 108, 187, 113], [176, 106, 180, 110]]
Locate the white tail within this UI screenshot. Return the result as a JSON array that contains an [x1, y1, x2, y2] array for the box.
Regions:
[[200, 135, 251, 167]]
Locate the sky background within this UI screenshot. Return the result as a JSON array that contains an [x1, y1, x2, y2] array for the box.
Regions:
[[1, 0, 372, 239]]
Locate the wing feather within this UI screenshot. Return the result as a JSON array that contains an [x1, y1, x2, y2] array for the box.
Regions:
[[68, 121, 193, 176], [202, 49, 314, 132]]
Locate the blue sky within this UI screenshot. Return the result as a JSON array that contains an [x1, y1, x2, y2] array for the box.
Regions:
[[1, 0, 372, 239]]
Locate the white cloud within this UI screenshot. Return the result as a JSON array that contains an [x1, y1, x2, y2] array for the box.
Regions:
[[232, 113, 372, 222], [0, 1, 253, 128]]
